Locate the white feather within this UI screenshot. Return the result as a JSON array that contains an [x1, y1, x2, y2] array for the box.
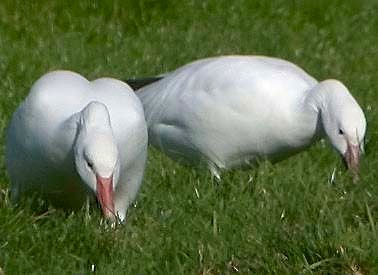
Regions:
[[137, 56, 366, 175], [6, 71, 148, 221]]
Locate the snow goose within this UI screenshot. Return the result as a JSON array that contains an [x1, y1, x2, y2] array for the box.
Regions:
[[133, 56, 366, 179], [6, 71, 148, 222]]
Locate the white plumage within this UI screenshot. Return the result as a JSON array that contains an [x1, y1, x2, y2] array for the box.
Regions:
[[6, 71, 148, 221], [137, 56, 366, 179]]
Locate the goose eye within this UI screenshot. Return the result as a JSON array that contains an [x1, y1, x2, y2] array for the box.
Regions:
[[338, 129, 344, 135], [87, 160, 94, 169]]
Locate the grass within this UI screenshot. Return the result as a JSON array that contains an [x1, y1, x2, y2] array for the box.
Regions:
[[0, 0, 377, 273]]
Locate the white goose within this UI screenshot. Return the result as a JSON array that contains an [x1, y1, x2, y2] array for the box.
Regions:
[[6, 71, 148, 222], [135, 56, 366, 179]]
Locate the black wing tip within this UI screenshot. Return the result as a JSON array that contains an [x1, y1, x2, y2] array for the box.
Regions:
[[125, 76, 164, 90]]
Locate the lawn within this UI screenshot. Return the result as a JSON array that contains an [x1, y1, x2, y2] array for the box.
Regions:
[[0, 0, 377, 274]]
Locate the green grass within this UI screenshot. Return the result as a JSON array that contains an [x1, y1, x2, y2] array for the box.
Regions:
[[0, 0, 378, 273]]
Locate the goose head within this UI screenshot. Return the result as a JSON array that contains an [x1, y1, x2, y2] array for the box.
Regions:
[[316, 80, 366, 178], [74, 102, 120, 219]]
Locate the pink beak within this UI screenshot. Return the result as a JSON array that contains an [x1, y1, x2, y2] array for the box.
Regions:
[[343, 142, 360, 181], [96, 175, 115, 219]]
